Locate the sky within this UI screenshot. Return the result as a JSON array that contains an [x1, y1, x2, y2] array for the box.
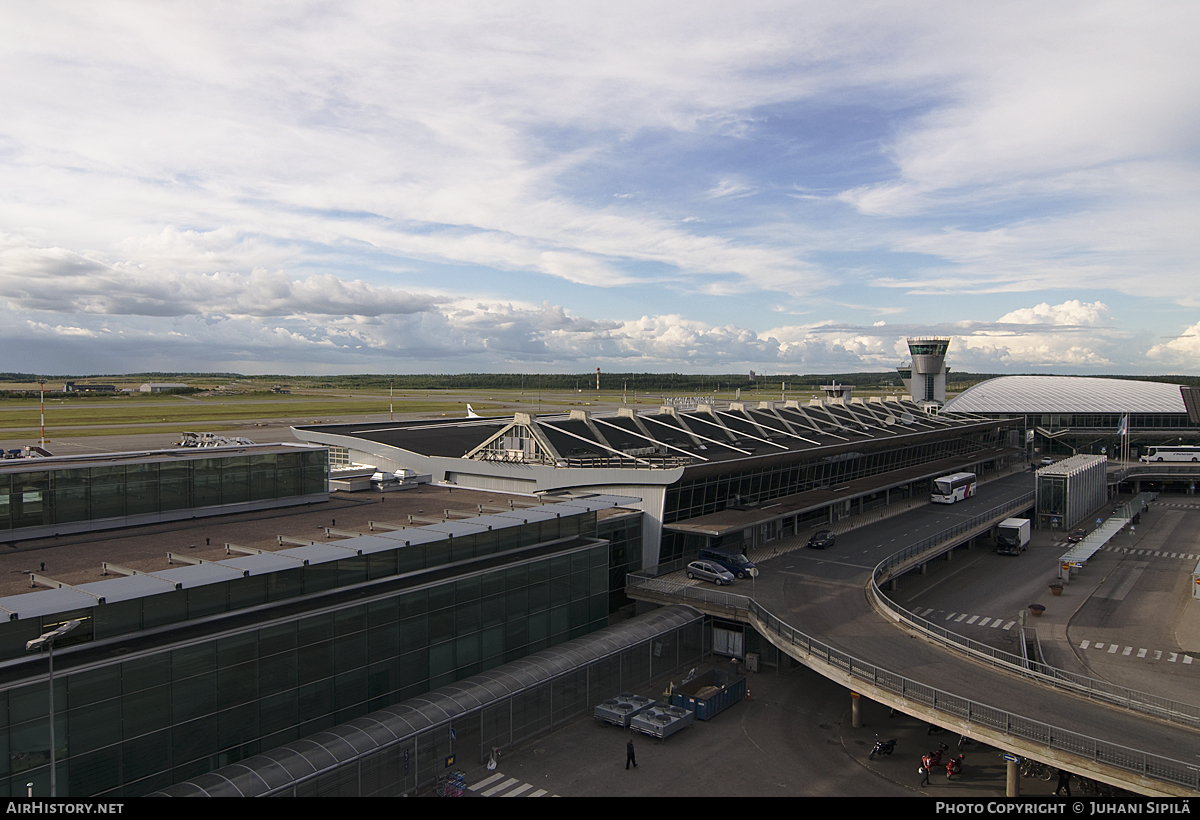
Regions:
[[2, 2, 1199, 377]]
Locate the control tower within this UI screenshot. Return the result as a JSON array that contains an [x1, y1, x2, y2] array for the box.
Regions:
[[905, 337, 950, 407]]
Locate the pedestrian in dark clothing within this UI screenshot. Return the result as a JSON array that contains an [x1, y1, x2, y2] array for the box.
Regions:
[[626, 739, 637, 769], [1056, 769, 1071, 796], [920, 755, 931, 786]]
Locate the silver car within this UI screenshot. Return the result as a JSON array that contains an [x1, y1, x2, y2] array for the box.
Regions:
[[686, 560, 736, 586]]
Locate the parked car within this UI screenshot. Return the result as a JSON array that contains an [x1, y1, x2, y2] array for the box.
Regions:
[[1040, 456, 1054, 466], [1068, 528, 1087, 543], [698, 547, 758, 579], [686, 560, 736, 586], [807, 530, 836, 550]]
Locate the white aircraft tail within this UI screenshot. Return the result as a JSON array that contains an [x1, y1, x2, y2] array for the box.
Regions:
[[466, 404, 480, 418]]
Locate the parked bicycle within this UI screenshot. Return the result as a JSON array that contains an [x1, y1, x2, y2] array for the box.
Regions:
[[1019, 758, 1053, 781]]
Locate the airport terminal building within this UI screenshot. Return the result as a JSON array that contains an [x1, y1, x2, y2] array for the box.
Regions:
[[293, 396, 1020, 569], [0, 444, 330, 542], [942, 375, 1200, 460], [0, 486, 634, 796]]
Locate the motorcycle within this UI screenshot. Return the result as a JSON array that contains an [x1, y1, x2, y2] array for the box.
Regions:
[[946, 754, 964, 780], [869, 735, 897, 760], [922, 743, 948, 772]]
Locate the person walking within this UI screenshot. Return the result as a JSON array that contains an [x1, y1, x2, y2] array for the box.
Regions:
[[626, 739, 637, 770], [1055, 768, 1071, 797], [919, 754, 931, 786]]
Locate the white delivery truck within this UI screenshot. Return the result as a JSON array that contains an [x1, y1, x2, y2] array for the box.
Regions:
[[995, 518, 1031, 555]]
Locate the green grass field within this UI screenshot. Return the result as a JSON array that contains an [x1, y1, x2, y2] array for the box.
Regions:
[[0, 383, 920, 441]]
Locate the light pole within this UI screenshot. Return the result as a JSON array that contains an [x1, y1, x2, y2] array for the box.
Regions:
[[26, 620, 80, 796], [38, 379, 46, 447]]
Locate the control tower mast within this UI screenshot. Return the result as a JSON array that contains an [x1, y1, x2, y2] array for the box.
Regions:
[[905, 337, 950, 408]]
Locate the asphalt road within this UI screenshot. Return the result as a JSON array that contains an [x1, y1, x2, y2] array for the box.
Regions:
[[742, 472, 1200, 784]]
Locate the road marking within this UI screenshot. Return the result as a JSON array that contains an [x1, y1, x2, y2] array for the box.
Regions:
[[965, 615, 979, 624], [483, 777, 519, 796], [1168, 653, 1178, 663], [955, 613, 968, 622], [1155, 650, 1162, 660], [1185, 656, 1194, 665], [1002, 620, 1015, 630], [529, 789, 549, 797], [978, 617, 991, 627], [945, 612, 957, 620], [472, 773, 505, 790], [1108, 644, 1119, 654], [1080, 640, 1090, 649], [1137, 648, 1147, 658], [1095, 643, 1104, 649], [1122, 646, 1132, 656], [992, 619, 1005, 628], [504, 783, 534, 797]]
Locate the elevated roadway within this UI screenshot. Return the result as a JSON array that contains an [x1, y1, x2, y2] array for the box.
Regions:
[[629, 472, 1200, 796]]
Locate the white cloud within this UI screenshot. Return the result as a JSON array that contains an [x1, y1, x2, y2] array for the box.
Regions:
[[1147, 320, 1200, 368], [996, 300, 1108, 327], [0, 4, 1197, 375]]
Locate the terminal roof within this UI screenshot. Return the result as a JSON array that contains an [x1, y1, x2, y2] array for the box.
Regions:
[[943, 376, 1187, 415]]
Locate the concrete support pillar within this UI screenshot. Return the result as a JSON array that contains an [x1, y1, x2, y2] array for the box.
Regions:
[[1006, 758, 1020, 797], [919, 563, 928, 575], [945, 548, 953, 561], [889, 577, 900, 592], [851, 692, 862, 728]]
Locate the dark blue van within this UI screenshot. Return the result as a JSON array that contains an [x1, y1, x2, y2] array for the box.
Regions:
[[697, 547, 757, 579]]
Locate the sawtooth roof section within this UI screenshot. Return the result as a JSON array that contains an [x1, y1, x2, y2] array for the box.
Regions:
[[328, 420, 504, 458], [942, 376, 1188, 415], [594, 417, 648, 450]]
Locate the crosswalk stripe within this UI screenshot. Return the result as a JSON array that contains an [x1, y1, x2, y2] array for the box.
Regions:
[[504, 783, 534, 797], [1137, 648, 1147, 658], [966, 615, 979, 625], [1185, 656, 1194, 665], [1122, 646, 1132, 656], [471, 772, 505, 790], [529, 789, 548, 797], [978, 617, 991, 627], [1108, 644, 1119, 654], [483, 777, 519, 797], [1169, 653, 1178, 663]]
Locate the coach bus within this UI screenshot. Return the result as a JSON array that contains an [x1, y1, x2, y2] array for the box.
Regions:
[[1140, 445, 1200, 462], [931, 472, 977, 504]]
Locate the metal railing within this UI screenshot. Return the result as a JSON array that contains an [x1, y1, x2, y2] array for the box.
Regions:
[[869, 495, 1200, 730], [1111, 464, 1200, 482], [747, 594, 1200, 792], [623, 572, 1200, 792]]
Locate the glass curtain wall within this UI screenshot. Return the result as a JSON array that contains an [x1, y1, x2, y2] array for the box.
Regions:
[[0, 450, 328, 536], [1, 540, 610, 797]]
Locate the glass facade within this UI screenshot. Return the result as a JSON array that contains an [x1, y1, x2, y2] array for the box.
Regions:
[[597, 513, 643, 611], [659, 433, 998, 562], [0, 532, 610, 797], [0, 449, 329, 538]]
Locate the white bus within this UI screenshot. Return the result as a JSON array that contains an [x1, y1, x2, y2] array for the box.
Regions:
[[932, 472, 977, 504], [1140, 445, 1200, 463]]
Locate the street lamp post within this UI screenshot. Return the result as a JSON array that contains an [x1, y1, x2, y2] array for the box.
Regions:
[[25, 620, 80, 797], [38, 379, 46, 447]]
